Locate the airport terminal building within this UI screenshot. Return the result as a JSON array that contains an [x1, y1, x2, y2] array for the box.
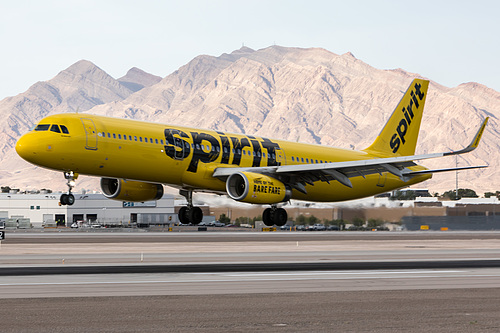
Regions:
[[0, 193, 177, 228]]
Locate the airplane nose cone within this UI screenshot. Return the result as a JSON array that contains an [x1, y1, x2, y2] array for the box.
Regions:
[[15, 134, 35, 161]]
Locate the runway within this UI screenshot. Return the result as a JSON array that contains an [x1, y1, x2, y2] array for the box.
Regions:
[[1, 231, 500, 332]]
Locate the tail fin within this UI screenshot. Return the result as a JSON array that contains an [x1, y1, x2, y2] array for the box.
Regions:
[[365, 79, 429, 156]]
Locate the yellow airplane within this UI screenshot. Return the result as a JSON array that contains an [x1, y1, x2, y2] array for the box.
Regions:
[[15, 79, 488, 226]]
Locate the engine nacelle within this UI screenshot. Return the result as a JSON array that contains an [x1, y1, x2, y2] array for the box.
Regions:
[[100, 178, 163, 202], [226, 172, 291, 204]]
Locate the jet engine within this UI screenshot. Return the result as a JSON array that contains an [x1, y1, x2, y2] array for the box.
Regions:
[[226, 172, 291, 204], [100, 178, 163, 202]]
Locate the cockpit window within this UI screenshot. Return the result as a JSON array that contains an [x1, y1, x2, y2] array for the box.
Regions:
[[60, 125, 69, 134], [34, 124, 50, 131], [50, 125, 61, 133]]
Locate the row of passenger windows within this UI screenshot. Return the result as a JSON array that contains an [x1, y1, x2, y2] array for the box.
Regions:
[[99, 132, 163, 144], [34, 124, 70, 134], [291, 156, 331, 164], [101, 131, 329, 164], [99, 132, 279, 159]]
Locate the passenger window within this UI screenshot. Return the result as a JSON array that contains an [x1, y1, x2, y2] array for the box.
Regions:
[[272, 153, 276, 159], [118, 134, 121, 139], [237, 149, 241, 155], [50, 125, 61, 133], [150, 138, 153, 143], [113, 134, 116, 139], [107, 133, 111, 138], [196, 144, 200, 150], [134, 136, 137, 141], [216, 146, 220, 152], [123, 135, 127, 140], [263, 153, 266, 158], [60, 125, 69, 134], [155, 139, 158, 144], [292, 157, 295, 162], [224, 147, 228, 153], [257, 152, 261, 157], [185, 142, 189, 148], [129, 135, 132, 140], [160, 139, 164, 145], [139, 137, 143, 142], [301, 158, 304, 163], [34, 124, 50, 131]]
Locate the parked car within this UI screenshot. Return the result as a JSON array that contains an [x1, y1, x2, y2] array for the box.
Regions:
[[313, 224, 326, 231], [70, 222, 79, 228], [214, 221, 225, 227], [295, 225, 306, 231], [327, 225, 340, 231]]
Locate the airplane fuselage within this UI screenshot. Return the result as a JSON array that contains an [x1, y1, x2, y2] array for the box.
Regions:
[[16, 113, 430, 202]]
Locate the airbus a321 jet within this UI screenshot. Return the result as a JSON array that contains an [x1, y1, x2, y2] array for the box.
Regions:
[[16, 79, 488, 226]]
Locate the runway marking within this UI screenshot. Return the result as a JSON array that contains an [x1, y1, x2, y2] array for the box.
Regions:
[[1, 271, 500, 287], [222, 270, 464, 277]]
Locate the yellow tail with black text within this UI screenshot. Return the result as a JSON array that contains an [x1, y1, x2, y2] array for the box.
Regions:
[[365, 79, 429, 156]]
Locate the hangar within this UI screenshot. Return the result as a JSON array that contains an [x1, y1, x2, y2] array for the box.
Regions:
[[0, 192, 176, 228]]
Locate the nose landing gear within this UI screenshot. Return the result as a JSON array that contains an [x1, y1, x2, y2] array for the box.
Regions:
[[60, 171, 77, 206]]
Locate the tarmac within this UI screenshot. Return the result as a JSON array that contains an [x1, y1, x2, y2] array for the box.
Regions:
[[1, 230, 500, 332]]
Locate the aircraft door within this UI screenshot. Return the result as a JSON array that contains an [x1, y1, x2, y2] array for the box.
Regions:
[[275, 148, 286, 166], [81, 118, 98, 150]]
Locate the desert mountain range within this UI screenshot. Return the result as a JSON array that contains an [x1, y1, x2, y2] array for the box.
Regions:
[[0, 46, 498, 196]]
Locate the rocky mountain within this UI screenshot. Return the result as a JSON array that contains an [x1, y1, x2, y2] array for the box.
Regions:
[[0, 46, 498, 195], [118, 67, 162, 92]]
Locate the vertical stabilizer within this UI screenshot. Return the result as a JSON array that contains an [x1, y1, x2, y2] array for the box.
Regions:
[[365, 79, 429, 156]]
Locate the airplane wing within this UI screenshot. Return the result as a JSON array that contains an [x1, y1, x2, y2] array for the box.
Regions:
[[213, 118, 489, 193]]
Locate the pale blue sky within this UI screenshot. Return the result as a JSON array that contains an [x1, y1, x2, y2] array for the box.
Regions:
[[0, 0, 499, 100]]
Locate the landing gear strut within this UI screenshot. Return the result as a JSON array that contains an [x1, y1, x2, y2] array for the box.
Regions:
[[60, 171, 76, 206], [178, 189, 203, 225], [262, 205, 287, 227]]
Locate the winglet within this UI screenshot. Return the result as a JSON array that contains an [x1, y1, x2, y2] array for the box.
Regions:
[[444, 117, 489, 156]]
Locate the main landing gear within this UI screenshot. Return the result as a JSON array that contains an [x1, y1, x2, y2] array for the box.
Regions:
[[178, 189, 203, 225], [60, 171, 76, 206], [262, 205, 288, 227]]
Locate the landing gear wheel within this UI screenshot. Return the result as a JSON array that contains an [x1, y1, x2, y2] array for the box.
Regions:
[[60, 194, 68, 205], [273, 208, 287, 227], [61, 171, 77, 206], [189, 207, 203, 225], [178, 189, 204, 225], [263, 208, 273, 226], [178, 206, 189, 224], [66, 194, 75, 205]]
